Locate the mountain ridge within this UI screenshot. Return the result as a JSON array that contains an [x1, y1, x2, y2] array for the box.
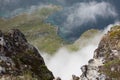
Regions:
[[0, 29, 54, 80], [76, 25, 120, 80]]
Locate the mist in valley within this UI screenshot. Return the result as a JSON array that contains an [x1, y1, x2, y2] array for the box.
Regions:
[[42, 23, 119, 80]]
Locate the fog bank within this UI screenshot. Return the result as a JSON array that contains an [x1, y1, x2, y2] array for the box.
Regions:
[[42, 23, 119, 80]]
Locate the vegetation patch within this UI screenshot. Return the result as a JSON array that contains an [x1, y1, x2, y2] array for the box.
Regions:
[[0, 5, 65, 54], [101, 59, 120, 79]]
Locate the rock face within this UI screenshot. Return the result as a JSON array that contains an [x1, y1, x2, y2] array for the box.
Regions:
[[80, 26, 120, 80], [0, 29, 54, 80]]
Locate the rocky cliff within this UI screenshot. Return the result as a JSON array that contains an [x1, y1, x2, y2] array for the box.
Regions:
[[0, 29, 54, 80], [79, 26, 120, 80]]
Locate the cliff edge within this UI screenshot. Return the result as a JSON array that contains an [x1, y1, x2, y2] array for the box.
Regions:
[[79, 26, 120, 80], [0, 29, 54, 80]]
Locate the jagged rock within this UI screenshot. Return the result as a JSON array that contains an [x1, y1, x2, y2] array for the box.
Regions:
[[80, 26, 120, 80], [72, 75, 79, 80], [0, 29, 54, 80]]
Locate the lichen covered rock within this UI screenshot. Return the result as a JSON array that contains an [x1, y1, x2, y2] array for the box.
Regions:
[[0, 29, 54, 80], [80, 25, 120, 80]]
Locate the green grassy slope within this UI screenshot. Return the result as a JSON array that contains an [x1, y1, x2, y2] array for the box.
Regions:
[[0, 5, 65, 54], [66, 29, 100, 51], [0, 4, 101, 54]]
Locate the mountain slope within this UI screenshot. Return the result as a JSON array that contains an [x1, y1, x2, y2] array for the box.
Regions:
[[79, 25, 120, 80], [0, 29, 54, 80], [0, 5, 65, 54]]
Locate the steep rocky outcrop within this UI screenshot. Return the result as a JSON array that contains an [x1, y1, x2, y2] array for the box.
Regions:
[[79, 26, 120, 80], [0, 29, 54, 80]]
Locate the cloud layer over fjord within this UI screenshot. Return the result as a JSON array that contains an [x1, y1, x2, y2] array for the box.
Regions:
[[0, 0, 119, 42], [57, 1, 118, 41], [64, 1, 117, 28]]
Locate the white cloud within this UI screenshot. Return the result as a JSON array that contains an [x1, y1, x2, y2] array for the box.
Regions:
[[42, 22, 120, 80], [102, 21, 120, 34], [62, 1, 117, 33], [43, 45, 98, 80], [43, 33, 101, 80]]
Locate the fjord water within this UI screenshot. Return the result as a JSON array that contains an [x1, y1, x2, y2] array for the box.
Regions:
[[0, 0, 120, 42], [46, 0, 120, 42]]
